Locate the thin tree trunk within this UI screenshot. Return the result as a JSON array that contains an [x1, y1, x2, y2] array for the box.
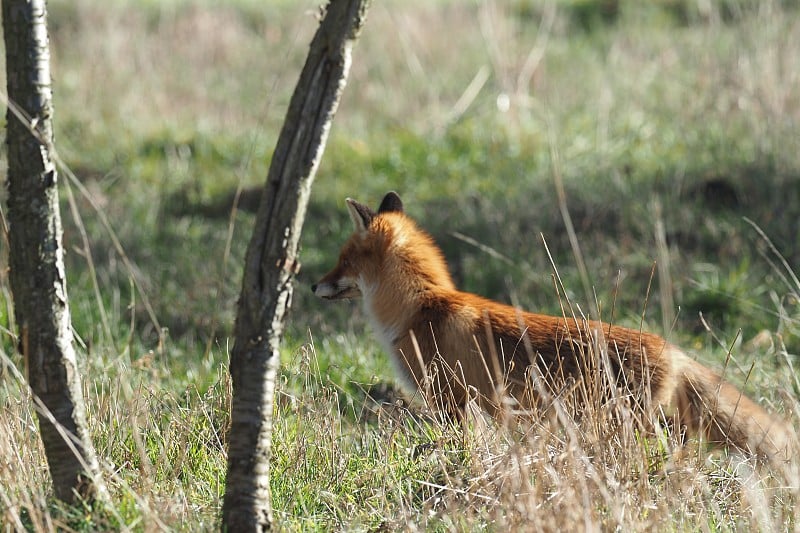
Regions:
[[222, 0, 370, 529], [3, 0, 100, 502]]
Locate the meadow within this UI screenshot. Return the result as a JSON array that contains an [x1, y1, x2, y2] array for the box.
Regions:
[[1, 0, 799, 529]]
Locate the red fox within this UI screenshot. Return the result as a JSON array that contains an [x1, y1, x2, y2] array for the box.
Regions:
[[312, 191, 795, 462]]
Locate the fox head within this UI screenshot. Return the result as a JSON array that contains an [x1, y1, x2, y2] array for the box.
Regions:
[[312, 191, 455, 302]]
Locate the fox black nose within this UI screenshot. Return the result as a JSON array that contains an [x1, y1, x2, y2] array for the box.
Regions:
[[311, 283, 317, 292]]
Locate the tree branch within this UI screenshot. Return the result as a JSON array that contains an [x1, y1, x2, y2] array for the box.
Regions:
[[222, 1, 371, 530]]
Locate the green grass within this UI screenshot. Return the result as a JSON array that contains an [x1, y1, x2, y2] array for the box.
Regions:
[[1, 0, 800, 529]]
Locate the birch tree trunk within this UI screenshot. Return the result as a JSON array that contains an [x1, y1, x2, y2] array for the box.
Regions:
[[3, 0, 100, 502], [222, 0, 370, 529]]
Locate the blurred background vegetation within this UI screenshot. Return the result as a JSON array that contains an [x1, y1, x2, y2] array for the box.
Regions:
[[0, 0, 796, 389], [2, 0, 800, 528]]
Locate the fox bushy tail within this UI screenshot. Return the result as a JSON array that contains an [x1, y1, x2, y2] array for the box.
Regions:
[[675, 356, 795, 462]]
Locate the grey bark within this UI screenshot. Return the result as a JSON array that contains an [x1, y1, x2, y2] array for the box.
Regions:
[[3, 0, 100, 502], [221, 0, 370, 529]]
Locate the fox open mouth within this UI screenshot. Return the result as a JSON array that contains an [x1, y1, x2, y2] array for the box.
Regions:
[[313, 283, 361, 300], [331, 287, 361, 300], [321, 290, 348, 300]]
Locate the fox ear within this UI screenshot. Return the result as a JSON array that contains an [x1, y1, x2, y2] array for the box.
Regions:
[[346, 198, 375, 234], [378, 191, 403, 214]]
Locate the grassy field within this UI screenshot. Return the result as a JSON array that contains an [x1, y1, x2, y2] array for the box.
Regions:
[[1, 0, 800, 530]]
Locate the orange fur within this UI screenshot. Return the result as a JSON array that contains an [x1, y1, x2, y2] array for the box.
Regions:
[[313, 192, 795, 462]]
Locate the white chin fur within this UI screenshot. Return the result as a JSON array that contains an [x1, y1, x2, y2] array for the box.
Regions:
[[361, 285, 417, 392]]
